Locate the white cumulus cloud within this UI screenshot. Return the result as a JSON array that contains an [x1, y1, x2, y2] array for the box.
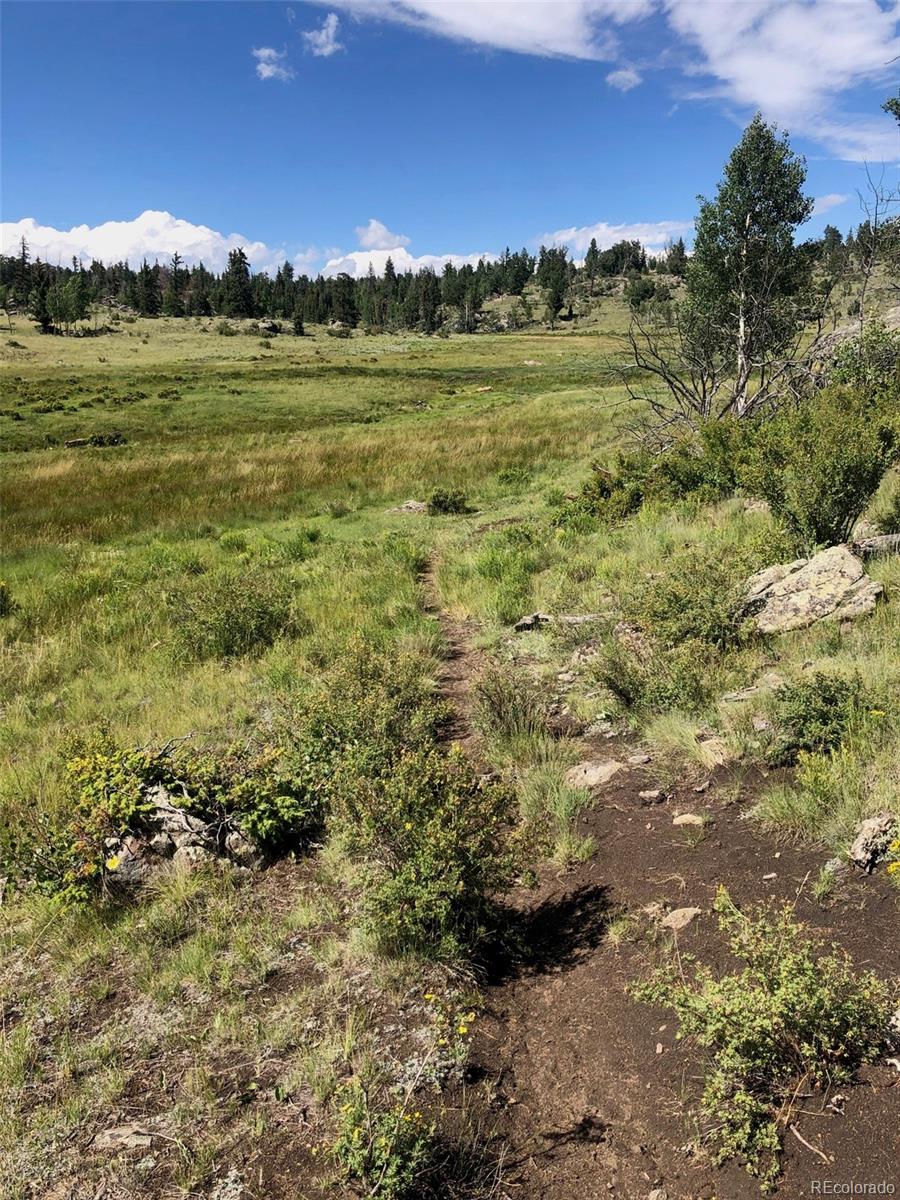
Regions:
[[606, 66, 642, 92], [664, 0, 900, 161], [303, 12, 344, 56], [323, 245, 491, 278], [541, 217, 694, 256], [354, 217, 411, 250], [252, 46, 295, 81], [811, 193, 849, 217], [0, 211, 289, 274]]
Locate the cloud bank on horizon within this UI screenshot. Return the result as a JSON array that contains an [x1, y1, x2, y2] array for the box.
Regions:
[[306, 0, 899, 161], [1, 210, 711, 278]]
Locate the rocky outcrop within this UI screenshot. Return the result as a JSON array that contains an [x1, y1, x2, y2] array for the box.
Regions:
[[741, 545, 883, 634], [102, 785, 264, 890]]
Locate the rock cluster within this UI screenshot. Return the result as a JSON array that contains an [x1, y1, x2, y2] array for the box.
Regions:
[[103, 785, 263, 889]]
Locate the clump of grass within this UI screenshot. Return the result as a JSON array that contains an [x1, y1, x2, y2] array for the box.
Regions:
[[632, 886, 896, 1191], [471, 663, 549, 761]]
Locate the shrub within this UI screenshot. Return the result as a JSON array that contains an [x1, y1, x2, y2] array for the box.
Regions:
[[326, 324, 352, 338], [167, 566, 305, 660], [633, 887, 895, 1190], [216, 320, 237, 336], [332, 746, 519, 958], [427, 488, 469, 516], [739, 387, 898, 553], [829, 321, 900, 399], [766, 672, 867, 766], [471, 664, 548, 749], [571, 421, 746, 525], [594, 638, 714, 715], [2, 733, 321, 903], [630, 541, 759, 651], [331, 1081, 436, 1199]]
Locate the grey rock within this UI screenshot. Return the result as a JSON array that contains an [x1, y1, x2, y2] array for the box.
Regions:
[[639, 788, 664, 804], [388, 499, 427, 514], [661, 906, 701, 933], [847, 813, 897, 873], [94, 1123, 154, 1151], [823, 857, 848, 876], [514, 611, 553, 632], [742, 545, 882, 634], [225, 828, 263, 866], [673, 813, 704, 827], [172, 844, 216, 871], [627, 753, 652, 765], [564, 759, 625, 789], [148, 832, 175, 857]]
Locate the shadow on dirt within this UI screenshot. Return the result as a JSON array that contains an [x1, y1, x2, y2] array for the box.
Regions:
[[486, 883, 612, 983]]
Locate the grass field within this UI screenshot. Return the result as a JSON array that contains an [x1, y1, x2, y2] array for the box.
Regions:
[[1, 307, 898, 1199]]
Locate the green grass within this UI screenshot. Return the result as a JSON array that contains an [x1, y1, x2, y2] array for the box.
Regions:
[[2, 302, 898, 1195]]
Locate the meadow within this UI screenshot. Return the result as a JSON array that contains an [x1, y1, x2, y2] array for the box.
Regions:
[[1, 305, 898, 1199]]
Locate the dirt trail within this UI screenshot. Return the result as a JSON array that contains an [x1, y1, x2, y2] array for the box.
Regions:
[[424, 574, 900, 1200], [422, 556, 484, 750]]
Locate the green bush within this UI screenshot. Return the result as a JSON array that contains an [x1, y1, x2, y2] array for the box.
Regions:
[[594, 638, 714, 715], [766, 672, 867, 766], [331, 744, 519, 958], [633, 887, 894, 1190], [167, 566, 306, 660], [740, 387, 898, 553], [471, 664, 548, 748], [570, 421, 746, 526], [427, 488, 469, 516], [331, 1082, 435, 1199], [829, 321, 900, 399], [630, 541, 759, 651], [0, 580, 15, 618]]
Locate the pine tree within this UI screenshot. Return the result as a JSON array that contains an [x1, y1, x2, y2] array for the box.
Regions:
[[162, 252, 185, 316], [584, 238, 600, 296], [665, 237, 688, 277], [221, 247, 254, 317], [136, 258, 162, 316]]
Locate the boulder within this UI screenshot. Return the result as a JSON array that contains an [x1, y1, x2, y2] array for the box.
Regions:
[[564, 759, 625, 789], [514, 612, 553, 632], [847, 813, 897, 873], [741, 545, 882, 634], [661, 907, 701, 932]]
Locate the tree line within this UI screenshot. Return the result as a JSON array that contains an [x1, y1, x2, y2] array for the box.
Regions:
[[0, 196, 891, 337]]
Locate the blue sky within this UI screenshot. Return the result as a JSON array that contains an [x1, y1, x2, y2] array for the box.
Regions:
[[2, 1, 898, 275]]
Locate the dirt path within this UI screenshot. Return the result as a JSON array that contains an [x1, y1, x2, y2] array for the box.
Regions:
[[423, 574, 900, 1200], [422, 555, 484, 750]]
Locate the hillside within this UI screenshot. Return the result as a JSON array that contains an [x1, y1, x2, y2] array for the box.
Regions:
[[1, 288, 898, 1200]]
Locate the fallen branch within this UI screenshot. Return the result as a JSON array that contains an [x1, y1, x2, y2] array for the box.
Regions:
[[788, 1122, 830, 1164]]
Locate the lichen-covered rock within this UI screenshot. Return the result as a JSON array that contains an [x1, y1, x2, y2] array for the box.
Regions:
[[847, 813, 897, 873], [742, 545, 882, 634]]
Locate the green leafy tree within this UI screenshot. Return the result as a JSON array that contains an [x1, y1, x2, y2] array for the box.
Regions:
[[688, 113, 813, 415]]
